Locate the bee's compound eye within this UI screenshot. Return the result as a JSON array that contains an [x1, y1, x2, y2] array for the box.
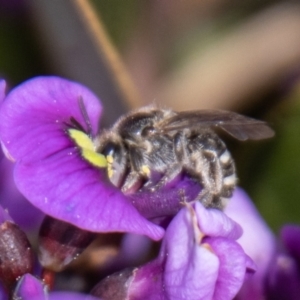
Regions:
[[99, 141, 126, 188], [101, 142, 120, 157], [141, 126, 155, 137]]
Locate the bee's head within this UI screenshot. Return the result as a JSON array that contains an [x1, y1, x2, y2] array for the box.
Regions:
[[95, 133, 127, 188]]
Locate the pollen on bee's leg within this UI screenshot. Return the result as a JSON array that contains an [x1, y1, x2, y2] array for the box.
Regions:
[[106, 155, 114, 179], [68, 129, 107, 168], [141, 165, 150, 176], [81, 149, 107, 168], [68, 129, 94, 151]]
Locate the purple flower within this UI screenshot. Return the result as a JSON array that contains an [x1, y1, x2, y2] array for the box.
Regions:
[[225, 189, 300, 300], [225, 189, 276, 299], [13, 273, 99, 300], [265, 225, 300, 300], [92, 201, 254, 300], [0, 80, 42, 231], [0, 77, 164, 240], [0, 153, 44, 231]]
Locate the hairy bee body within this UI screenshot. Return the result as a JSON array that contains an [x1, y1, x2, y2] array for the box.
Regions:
[[95, 107, 273, 210]]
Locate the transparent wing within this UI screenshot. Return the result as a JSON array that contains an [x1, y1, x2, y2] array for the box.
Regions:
[[161, 110, 275, 141]]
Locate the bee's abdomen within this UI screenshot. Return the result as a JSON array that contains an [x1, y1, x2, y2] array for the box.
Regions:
[[219, 149, 236, 197], [188, 130, 236, 208]]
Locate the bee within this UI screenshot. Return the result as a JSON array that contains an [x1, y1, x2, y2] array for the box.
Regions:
[[93, 107, 274, 210]]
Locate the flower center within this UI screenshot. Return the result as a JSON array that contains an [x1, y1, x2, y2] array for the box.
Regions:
[[68, 129, 107, 168]]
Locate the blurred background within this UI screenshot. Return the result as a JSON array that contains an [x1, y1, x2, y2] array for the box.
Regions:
[[0, 0, 299, 240]]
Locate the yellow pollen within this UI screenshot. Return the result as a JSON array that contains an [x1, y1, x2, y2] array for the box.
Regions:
[[107, 165, 114, 179], [81, 149, 107, 168], [68, 129, 94, 151], [141, 165, 150, 176], [68, 129, 107, 168], [106, 155, 114, 178], [106, 154, 114, 164]]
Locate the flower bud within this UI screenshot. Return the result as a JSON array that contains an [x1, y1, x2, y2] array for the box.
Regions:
[[0, 221, 34, 290], [38, 216, 96, 272], [91, 268, 134, 300]]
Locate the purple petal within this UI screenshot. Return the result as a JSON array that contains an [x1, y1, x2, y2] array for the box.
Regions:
[[208, 237, 251, 300], [28, 289, 99, 300], [109, 202, 251, 300], [0, 77, 164, 240], [116, 233, 153, 267], [280, 225, 300, 266], [195, 201, 243, 239], [47, 292, 99, 300], [14, 151, 164, 239], [13, 274, 47, 300], [225, 188, 276, 299], [0, 157, 43, 230], [161, 205, 219, 300], [162, 203, 251, 300], [225, 189, 276, 261], [0, 80, 5, 102], [0, 76, 101, 163], [129, 205, 219, 300], [266, 254, 300, 300], [128, 174, 201, 222], [0, 204, 13, 224]]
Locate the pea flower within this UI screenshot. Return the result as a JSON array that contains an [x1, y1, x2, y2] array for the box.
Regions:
[[13, 273, 99, 300], [0, 77, 164, 240], [92, 201, 255, 300], [225, 189, 300, 300], [265, 225, 300, 300], [0, 149, 44, 231], [0, 194, 99, 300], [0, 79, 43, 234]]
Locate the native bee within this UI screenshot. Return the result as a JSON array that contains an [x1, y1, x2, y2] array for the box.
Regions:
[[93, 107, 274, 210]]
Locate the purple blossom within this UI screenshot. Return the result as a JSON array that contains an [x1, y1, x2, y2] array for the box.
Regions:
[[92, 201, 254, 300], [265, 225, 300, 300], [225, 189, 276, 299], [0, 77, 164, 240], [0, 76, 276, 299], [0, 153, 44, 231], [13, 273, 99, 300], [225, 189, 300, 300]]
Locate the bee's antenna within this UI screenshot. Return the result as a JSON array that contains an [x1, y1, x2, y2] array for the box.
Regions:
[[78, 96, 93, 137]]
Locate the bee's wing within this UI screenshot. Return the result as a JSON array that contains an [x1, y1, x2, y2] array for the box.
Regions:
[[161, 110, 275, 141]]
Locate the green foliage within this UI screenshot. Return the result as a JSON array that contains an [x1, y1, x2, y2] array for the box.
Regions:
[[238, 87, 300, 232]]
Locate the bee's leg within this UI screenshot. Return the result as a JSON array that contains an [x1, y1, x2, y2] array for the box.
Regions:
[[122, 146, 148, 194], [184, 150, 217, 207], [148, 164, 182, 192], [193, 135, 236, 209], [121, 171, 144, 194], [146, 132, 188, 192]]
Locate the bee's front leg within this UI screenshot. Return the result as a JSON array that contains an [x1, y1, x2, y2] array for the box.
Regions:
[[147, 164, 182, 192], [121, 171, 144, 194]]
